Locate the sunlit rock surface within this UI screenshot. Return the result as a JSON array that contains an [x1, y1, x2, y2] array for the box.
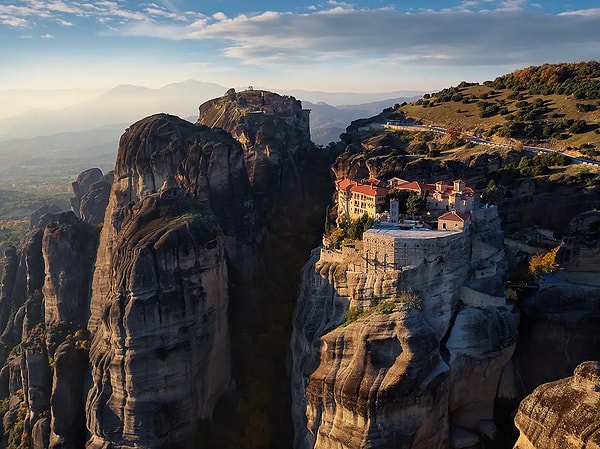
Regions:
[[514, 361, 600, 449], [86, 114, 253, 449], [292, 206, 518, 449]]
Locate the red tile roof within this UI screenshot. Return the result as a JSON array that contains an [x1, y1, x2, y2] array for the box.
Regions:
[[392, 179, 477, 197], [393, 181, 432, 192], [336, 179, 389, 197], [438, 211, 470, 222]]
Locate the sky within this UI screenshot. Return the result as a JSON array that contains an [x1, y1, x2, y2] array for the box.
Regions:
[[1, 0, 599, 99]]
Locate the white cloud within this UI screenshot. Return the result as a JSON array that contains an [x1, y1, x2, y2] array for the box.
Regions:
[[559, 8, 600, 16], [0, 0, 204, 29], [108, 6, 600, 69], [41, 33, 55, 38], [0, 16, 30, 27], [2, 1, 598, 75]]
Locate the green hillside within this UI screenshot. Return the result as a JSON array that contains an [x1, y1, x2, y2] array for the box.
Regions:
[[399, 61, 600, 159]]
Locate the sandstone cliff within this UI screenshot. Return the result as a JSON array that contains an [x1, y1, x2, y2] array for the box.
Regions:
[[291, 206, 519, 449], [70, 167, 114, 225], [0, 83, 333, 448], [197, 89, 311, 202], [0, 210, 100, 449], [514, 361, 600, 449], [85, 114, 252, 449]]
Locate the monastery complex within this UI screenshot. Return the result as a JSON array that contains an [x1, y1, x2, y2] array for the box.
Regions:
[[329, 177, 500, 274], [335, 177, 478, 231]]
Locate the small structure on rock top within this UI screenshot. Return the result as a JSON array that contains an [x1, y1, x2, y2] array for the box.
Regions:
[[438, 210, 471, 231]]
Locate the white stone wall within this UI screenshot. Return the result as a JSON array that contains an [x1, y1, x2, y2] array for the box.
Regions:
[[363, 230, 466, 272]]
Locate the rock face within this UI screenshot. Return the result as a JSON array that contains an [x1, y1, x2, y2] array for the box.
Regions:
[[557, 210, 600, 275], [0, 211, 100, 449], [42, 211, 99, 330], [514, 210, 600, 395], [29, 204, 62, 230], [305, 310, 449, 449], [50, 341, 88, 449], [0, 86, 330, 449], [86, 114, 253, 449], [197, 89, 311, 200], [513, 361, 600, 449], [331, 143, 521, 191], [0, 245, 19, 332], [291, 206, 519, 449], [514, 283, 600, 394], [70, 168, 114, 225]]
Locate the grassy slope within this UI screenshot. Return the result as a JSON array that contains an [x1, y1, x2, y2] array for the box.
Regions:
[[400, 84, 600, 155]]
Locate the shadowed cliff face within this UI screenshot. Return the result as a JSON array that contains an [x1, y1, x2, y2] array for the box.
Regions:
[[0, 88, 334, 448], [0, 211, 100, 449], [514, 285, 600, 395], [86, 114, 252, 449]]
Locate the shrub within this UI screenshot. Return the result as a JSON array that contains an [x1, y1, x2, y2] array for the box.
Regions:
[[529, 246, 560, 275], [341, 308, 361, 327], [399, 291, 423, 310], [346, 213, 374, 241], [373, 300, 397, 314]]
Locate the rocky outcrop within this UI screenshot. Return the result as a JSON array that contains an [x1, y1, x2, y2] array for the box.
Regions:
[[0, 210, 99, 449], [0, 245, 19, 332], [447, 305, 518, 429], [70, 168, 113, 225], [331, 141, 522, 190], [86, 114, 253, 449], [197, 90, 310, 201], [1, 88, 331, 449], [557, 210, 600, 275], [305, 310, 449, 449], [499, 181, 600, 233], [29, 204, 62, 230], [50, 341, 90, 449], [513, 361, 600, 449], [292, 206, 518, 449], [42, 211, 99, 331]]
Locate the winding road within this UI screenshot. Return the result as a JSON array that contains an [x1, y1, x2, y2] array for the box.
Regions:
[[384, 121, 600, 167]]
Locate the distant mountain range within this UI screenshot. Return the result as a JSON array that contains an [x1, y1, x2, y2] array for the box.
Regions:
[[0, 80, 423, 143], [0, 81, 423, 186]]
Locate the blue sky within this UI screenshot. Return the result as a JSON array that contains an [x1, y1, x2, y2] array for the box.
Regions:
[[1, 0, 599, 96]]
